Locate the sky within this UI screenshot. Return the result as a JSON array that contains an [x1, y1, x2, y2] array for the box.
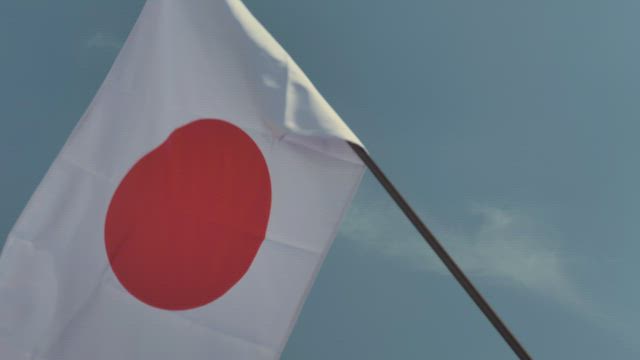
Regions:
[[1, 0, 639, 358]]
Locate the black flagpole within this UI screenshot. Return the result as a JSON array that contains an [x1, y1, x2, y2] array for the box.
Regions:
[[347, 142, 532, 360]]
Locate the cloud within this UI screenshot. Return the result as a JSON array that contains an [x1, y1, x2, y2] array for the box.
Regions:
[[341, 198, 640, 352], [340, 197, 585, 309], [86, 32, 123, 51]]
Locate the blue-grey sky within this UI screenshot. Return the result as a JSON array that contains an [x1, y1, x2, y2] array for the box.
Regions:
[[1, 0, 639, 358]]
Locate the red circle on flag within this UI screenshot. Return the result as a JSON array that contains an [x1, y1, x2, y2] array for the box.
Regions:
[[105, 119, 271, 311]]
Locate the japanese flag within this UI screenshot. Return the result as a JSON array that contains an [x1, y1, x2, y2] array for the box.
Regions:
[[0, 0, 364, 359]]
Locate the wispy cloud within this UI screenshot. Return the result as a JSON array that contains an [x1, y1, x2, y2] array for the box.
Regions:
[[86, 32, 123, 51], [340, 197, 585, 309], [341, 197, 639, 352]]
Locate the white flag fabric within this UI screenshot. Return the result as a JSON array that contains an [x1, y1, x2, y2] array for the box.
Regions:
[[0, 0, 364, 359]]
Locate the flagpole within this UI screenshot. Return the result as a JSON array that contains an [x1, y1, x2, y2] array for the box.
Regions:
[[347, 142, 532, 360]]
